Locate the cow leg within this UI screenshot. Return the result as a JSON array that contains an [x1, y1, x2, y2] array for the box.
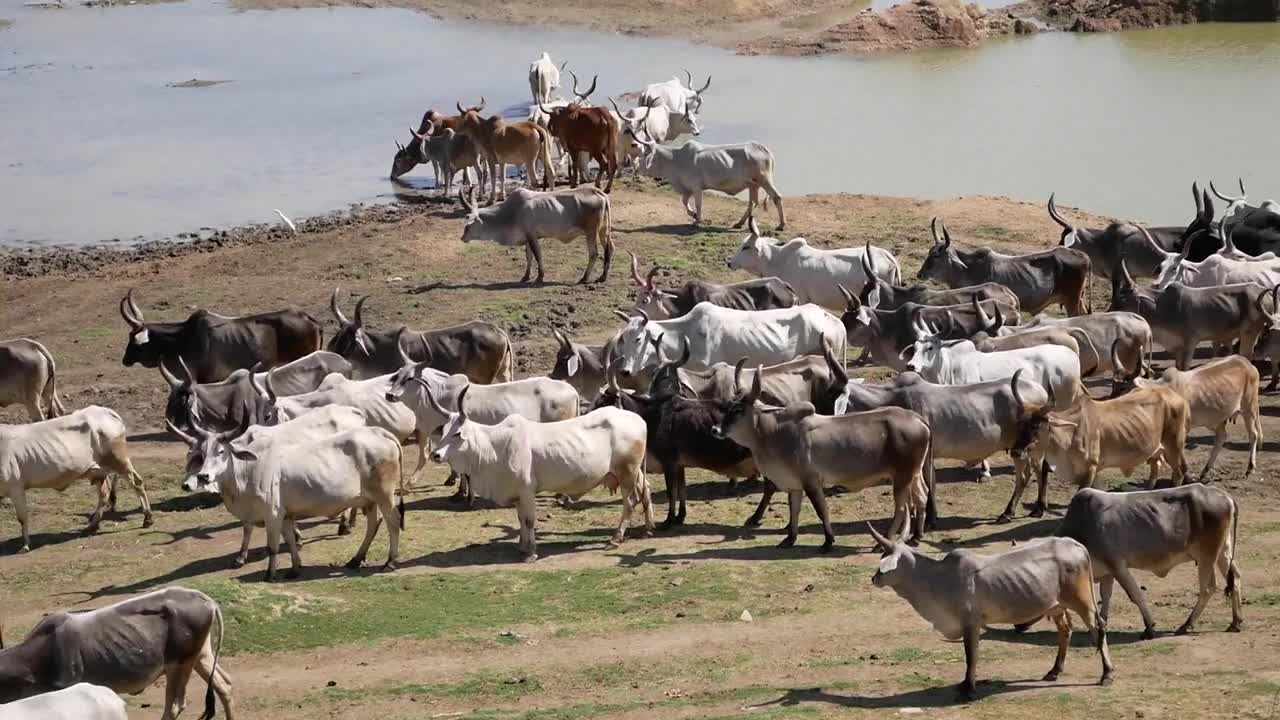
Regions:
[[745, 479, 774, 527], [1043, 611, 1071, 681], [638, 466, 655, 536], [731, 186, 758, 229], [10, 488, 31, 553], [1031, 460, 1053, 517], [996, 459, 1031, 523], [692, 191, 704, 226], [192, 641, 237, 720], [280, 516, 304, 579], [520, 493, 540, 562], [958, 626, 980, 701], [24, 398, 45, 422], [103, 445, 152, 526], [345, 505, 380, 571], [801, 480, 835, 553], [122, 468, 153, 528], [1145, 457, 1162, 489], [660, 463, 680, 530], [760, 178, 785, 230], [160, 659, 195, 720], [1246, 405, 1261, 479], [108, 476, 118, 513], [1177, 346, 1193, 371], [1176, 560, 1219, 636], [87, 471, 111, 534], [263, 516, 283, 582], [1218, 539, 1244, 632], [578, 230, 599, 285], [611, 479, 637, 547], [1268, 359, 1279, 392], [923, 458, 938, 531], [1199, 423, 1228, 483], [232, 523, 253, 568], [520, 244, 534, 283], [1112, 563, 1157, 639], [528, 237, 546, 285], [676, 466, 688, 526], [977, 460, 992, 482], [680, 191, 696, 220], [778, 490, 801, 548], [1098, 575, 1115, 621]]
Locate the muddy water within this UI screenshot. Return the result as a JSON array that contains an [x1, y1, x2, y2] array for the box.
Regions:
[[1, 0, 1278, 246]]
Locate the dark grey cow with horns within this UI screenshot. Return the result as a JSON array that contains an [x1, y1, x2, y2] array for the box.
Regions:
[[327, 289, 512, 382], [628, 252, 796, 320], [0, 587, 234, 720], [119, 289, 322, 383]]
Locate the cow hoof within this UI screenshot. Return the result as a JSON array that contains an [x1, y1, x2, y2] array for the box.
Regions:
[[818, 542, 834, 554], [382, 560, 399, 573], [1029, 505, 1046, 519], [1099, 673, 1114, 687], [523, 553, 539, 564], [449, 491, 467, 502], [1012, 621, 1034, 634], [264, 572, 278, 583], [337, 524, 352, 537], [84, 523, 100, 536], [658, 520, 676, 532], [905, 535, 921, 548], [776, 536, 797, 549], [443, 475, 458, 487], [1140, 627, 1156, 641], [1042, 670, 1061, 682], [230, 556, 247, 569], [955, 685, 977, 703], [1227, 622, 1242, 633], [1174, 623, 1192, 636], [142, 516, 155, 529], [743, 516, 764, 528], [994, 513, 1014, 525], [18, 545, 30, 554], [344, 556, 364, 570]]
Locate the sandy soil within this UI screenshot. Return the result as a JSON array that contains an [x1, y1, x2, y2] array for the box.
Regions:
[[4, 183, 1279, 720]]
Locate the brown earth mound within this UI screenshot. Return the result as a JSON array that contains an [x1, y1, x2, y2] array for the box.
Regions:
[[1012, 0, 1200, 31]]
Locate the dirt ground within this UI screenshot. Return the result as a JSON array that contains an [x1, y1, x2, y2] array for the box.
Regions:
[[3, 182, 1280, 720]]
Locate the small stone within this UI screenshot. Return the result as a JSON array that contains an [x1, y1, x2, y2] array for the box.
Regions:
[[670, 577, 684, 587], [739, 609, 754, 623], [900, 709, 924, 716], [803, 583, 815, 592], [326, 680, 337, 687]]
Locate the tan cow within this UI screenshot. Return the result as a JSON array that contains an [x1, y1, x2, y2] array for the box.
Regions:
[[455, 99, 555, 203]]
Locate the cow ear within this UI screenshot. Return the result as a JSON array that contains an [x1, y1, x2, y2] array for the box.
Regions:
[[231, 447, 258, 462], [833, 393, 849, 415], [566, 353, 581, 377]]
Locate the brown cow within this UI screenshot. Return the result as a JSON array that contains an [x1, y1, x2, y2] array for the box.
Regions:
[[455, 98, 555, 204], [540, 72, 619, 192]]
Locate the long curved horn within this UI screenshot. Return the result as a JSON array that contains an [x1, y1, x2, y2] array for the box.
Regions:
[[1210, 179, 1246, 204], [645, 264, 661, 288], [165, 419, 198, 446], [734, 357, 747, 392], [635, 308, 650, 323], [330, 287, 349, 324], [353, 296, 369, 327], [821, 334, 847, 386], [1201, 189, 1215, 224], [940, 220, 953, 248], [219, 409, 253, 443], [1110, 339, 1130, 380], [930, 217, 942, 245], [420, 381, 450, 417], [747, 365, 763, 403], [866, 522, 892, 551], [1047, 193, 1072, 231], [675, 337, 691, 368], [395, 326, 413, 366], [911, 307, 928, 337], [1193, 181, 1203, 217], [1133, 223, 1164, 257], [177, 356, 196, 385], [628, 250, 645, 287], [695, 75, 711, 94], [552, 325, 571, 350], [1221, 216, 1237, 253], [119, 296, 141, 329], [159, 361, 181, 388], [409, 126, 426, 141], [124, 288, 145, 326], [457, 100, 466, 114], [247, 370, 267, 402], [608, 97, 624, 118], [1010, 368, 1026, 419], [683, 68, 694, 89], [456, 385, 470, 421], [837, 284, 859, 312], [973, 294, 993, 331], [262, 369, 279, 404], [990, 301, 1004, 334]]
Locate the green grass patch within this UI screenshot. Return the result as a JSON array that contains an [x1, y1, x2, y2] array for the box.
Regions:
[[322, 671, 543, 704]]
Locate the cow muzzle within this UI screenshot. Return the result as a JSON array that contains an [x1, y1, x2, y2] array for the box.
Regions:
[[430, 450, 446, 463], [710, 425, 726, 439]]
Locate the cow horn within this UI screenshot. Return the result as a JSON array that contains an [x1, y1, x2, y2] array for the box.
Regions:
[[177, 356, 196, 385], [188, 398, 213, 439], [330, 288, 349, 325], [990, 301, 1004, 334], [866, 522, 892, 551], [675, 337, 691, 368], [940, 220, 953, 248], [628, 250, 645, 287], [635, 308, 650, 324], [930, 217, 942, 245], [1221, 216, 1236, 253], [837, 284, 859, 312], [1201, 189, 1215, 224], [683, 68, 694, 88], [1009, 368, 1026, 419], [695, 74, 711, 94], [119, 296, 140, 329], [459, 187, 477, 213], [247, 370, 268, 402], [613, 309, 634, 323], [165, 419, 198, 446], [645, 263, 661, 289], [538, 100, 551, 116], [1273, 284, 1280, 316], [821, 335, 847, 386], [395, 326, 413, 366], [863, 239, 879, 276], [748, 365, 763, 403], [353, 295, 369, 326], [572, 72, 597, 101], [748, 215, 761, 239], [126, 288, 145, 324], [559, 59, 568, 71], [552, 325, 571, 350], [219, 409, 252, 443], [604, 345, 621, 392], [608, 97, 623, 117], [457, 100, 466, 114], [158, 362, 181, 389], [734, 357, 747, 392], [262, 368, 279, 404], [911, 307, 928, 338], [456, 385, 470, 421], [973, 294, 993, 331], [649, 332, 666, 363], [1047, 193, 1072, 231], [1258, 285, 1280, 316]]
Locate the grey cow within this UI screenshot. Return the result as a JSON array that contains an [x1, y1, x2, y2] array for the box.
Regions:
[[460, 186, 613, 285], [548, 328, 652, 402], [870, 526, 1115, 701], [1005, 311, 1152, 378], [0, 587, 234, 720], [1050, 485, 1243, 639], [0, 339, 65, 422]]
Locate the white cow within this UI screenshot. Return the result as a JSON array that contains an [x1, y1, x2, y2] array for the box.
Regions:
[[639, 70, 710, 115], [904, 334, 1080, 411], [256, 370, 428, 481], [611, 100, 701, 166], [0, 406, 153, 553], [611, 301, 846, 379], [528, 52, 566, 105], [183, 421, 404, 581], [385, 359, 579, 435], [728, 218, 901, 312], [1150, 224, 1280, 289], [0, 684, 126, 720], [629, 130, 784, 230], [425, 386, 652, 561]]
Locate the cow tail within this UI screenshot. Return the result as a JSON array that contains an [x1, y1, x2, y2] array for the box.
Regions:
[[496, 333, 515, 383], [31, 340, 66, 417], [1084, 269, 1093, 314], [395, 439, 407, 529], [199, 601, 224, 720], [601, 192, 614, 275], [1226, 493, 1239, 597], [536, 124, 556, 188]]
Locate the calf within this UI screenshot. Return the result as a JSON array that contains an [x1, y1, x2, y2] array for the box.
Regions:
[[426, 386, 653, 562], [629, 252, 796, 319], [1110, 351, 1261, 482], [712, 369, 931, 550], [0, 338, 65, 422], [870, 527, 1113, 701], [919, 218, 1091, 315], [1054, 485, 1242, 638], [1, 406, 152, 552], [0, 684, 126, 720], [1004, 378, 1190, 519], [0, 587, 234, 720]]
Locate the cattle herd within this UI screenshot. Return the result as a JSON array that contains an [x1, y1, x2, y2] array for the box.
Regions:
[[3, 50, 1280, 718]]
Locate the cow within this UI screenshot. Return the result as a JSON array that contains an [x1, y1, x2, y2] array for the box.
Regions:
[[967, 299, 1094, 374], [0, 683, 126, 720], [611, 100, 701, 166], [548, 328, 652, 400], [327, 290, 512, 382], [628, 129, 785, 231], [390, 107, 468, 185], [460, 185, 614, 285], [171, 405, 370, 555], [1053, 485, 1242, 638], [1048, 186, 1216, 274], [628, 251, 796, 319], [727, 221, 900, 312], [858, 249, 1019, 312], [161, 351, 352, 433], [1005, 311, 1152, 378], [711, 368, 932, 550], [0, 406, 152, 553], [869, 526, 1114, 701], [610, 302, 846, 379], [902, 329, 1081, 411], [1110, 251, 1269, 370], [0, 339, 65, 422], [0, 587, 234, 720], [398, 127, 486, 196], [183, 415, 404, 581], [1151, 228, 1280, 290], [920, 218, 1091, 316], [639, 70, 711, 115], [1003, 378, 1190, 520], [455, 99, 556, 203], [649, 337, 848, 412], [540, 73, 619, 191], [838, 289, 1021, 371], [841, 370, 1050, 523], [528, 51, 567, 104], [119, 289, 323, 383], [1109, 351, 1261, 482], [425, 385, 653, 562], [591, 350, 756, 528], [1210, 177, 1280, 239]]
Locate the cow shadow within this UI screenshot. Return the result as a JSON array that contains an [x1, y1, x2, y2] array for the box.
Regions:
[[983, 626, 1149, 648], [617, 223, 727, 237], [79, 552, 246, 600], [949, 517, 1061, 547], [0, 527, 99, 554], [129, 430, 180, 443], [139, 519, 240, 546], [745, 679, 1098, 711], [150, 493, 223, 513], [613, 541, 875, 567], [407, 279, 575, 294]]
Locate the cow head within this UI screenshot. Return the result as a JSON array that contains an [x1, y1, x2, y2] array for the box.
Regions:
[[326, 288, 376, 359], [814, 335, 852, 415], [426, 384, 472, 466], [453, 97, 487, 131], [837, 284, 877, 343], [675, 108, 701, 137], [1108, 251, 1139, 312], [858, 241, 885, 308], [119, 288, 162, 368], [1183, 185, 1215, 244], [624, 125, 660, 174], [386, 326, 432, 403], [459, 187, 489, 242], [590, 345, 634, 412], [612, 309, 659, 378], [1106, 339, 1154, 399], [868, 522, 915, 588], [727, 218, 774, 274], [646, 337, 693, 400], [169, 408, 254, 493], [901, 309, 962, 375], [160, 355, 198, 430], [628, 252, 676, 319], [1152, 226, 1203, 290], [1258, 285, 1280, 366], [390, 135, 422, 180], [549, 326, 587, 382], [917, 218, 966, 281], [250, 370, 283, 426], [1047, 193, 1081, 247], [711, 363, 762, 442]]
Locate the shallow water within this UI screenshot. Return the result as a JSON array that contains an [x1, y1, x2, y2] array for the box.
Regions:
[[1, 0, 1278, 246]]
